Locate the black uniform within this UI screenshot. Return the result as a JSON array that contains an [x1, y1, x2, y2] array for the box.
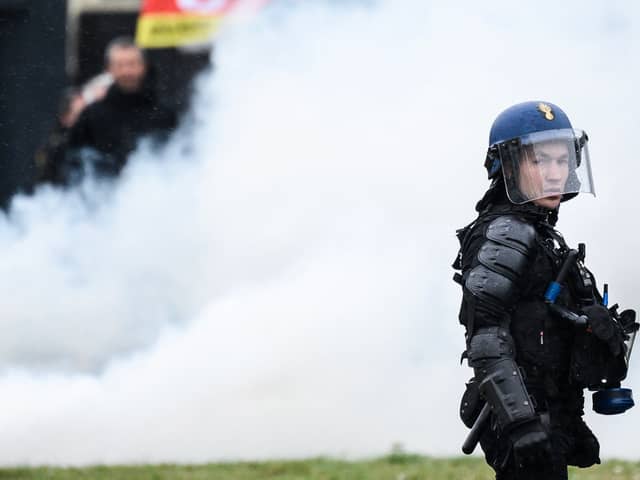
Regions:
[[66, 77, 177, 181], [454, 185, 628, 479], [35, 120, 71, 186]]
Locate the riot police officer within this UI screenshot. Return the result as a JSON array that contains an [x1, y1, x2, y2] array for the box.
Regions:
[[453, 101, 638, 479]]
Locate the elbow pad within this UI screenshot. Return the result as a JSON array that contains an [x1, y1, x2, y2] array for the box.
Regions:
[[468, 326, 536, 430]]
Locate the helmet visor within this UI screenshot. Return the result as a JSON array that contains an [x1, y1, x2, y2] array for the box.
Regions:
[[498, 129, 594, 205]]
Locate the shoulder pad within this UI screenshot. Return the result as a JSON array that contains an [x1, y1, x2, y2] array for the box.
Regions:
[[463, 216, 536, 308], [477, 240, 530, 280], [465, 264, 516, 306], [486, 216, 536, 255]]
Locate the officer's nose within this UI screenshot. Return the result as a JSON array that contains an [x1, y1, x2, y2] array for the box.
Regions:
[[544, 160, 564, 182]]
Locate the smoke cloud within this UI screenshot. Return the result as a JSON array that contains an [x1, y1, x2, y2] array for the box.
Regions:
[[0, 0, 639, 465]]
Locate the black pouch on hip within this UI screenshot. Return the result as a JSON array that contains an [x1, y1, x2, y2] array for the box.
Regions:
[[460, 378, 485, 428]]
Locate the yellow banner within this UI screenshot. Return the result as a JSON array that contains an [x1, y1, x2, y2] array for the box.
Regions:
[[136, 13, 224, 48]]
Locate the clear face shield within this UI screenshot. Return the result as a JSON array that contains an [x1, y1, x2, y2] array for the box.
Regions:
[[495, 129, 595, 205]]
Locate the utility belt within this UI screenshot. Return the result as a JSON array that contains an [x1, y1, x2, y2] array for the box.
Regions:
[[460, 372, 581, 430]]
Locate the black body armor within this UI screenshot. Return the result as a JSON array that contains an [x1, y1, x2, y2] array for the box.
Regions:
[[453, 201, 628, 474]]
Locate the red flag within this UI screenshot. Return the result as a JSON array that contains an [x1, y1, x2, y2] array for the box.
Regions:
[[136, 0, 267, 48]]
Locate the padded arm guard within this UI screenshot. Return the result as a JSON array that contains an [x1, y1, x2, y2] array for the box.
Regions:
[[468, 326, 536, 431], [464, 216, 536, 308]]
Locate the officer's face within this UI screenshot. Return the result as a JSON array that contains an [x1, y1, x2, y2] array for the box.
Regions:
[[108, 46, 147, 93], [518, 141, 570, 209]]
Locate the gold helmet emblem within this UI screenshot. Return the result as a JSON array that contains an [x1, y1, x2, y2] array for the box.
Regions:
[[537, 103, 555, 121]]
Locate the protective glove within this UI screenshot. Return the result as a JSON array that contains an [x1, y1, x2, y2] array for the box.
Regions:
[[618, 309, 638, 333], [582, 304, 622, 356], [508, 417, 551, 468]]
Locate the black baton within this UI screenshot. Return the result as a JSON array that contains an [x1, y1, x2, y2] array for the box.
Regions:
[[461, 403, 490, 454]]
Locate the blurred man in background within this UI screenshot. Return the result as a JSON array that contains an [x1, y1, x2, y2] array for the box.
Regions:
[[67, 36, 177, 181]]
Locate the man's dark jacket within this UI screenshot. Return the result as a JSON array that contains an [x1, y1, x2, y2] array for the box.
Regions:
[[35, 121, 71, 186], [67, 77, 177, 179]]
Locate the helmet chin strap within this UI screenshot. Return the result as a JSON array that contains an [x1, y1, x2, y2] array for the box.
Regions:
[[561, 191, 579, 202]]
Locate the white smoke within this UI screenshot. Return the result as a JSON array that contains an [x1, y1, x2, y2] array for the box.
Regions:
[[0, 0, 639, 465]]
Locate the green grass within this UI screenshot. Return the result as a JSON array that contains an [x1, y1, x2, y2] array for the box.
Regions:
[[0, 456, 638, 479]]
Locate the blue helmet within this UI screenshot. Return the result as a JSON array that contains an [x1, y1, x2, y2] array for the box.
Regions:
[[484, 101, 594, 204]]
